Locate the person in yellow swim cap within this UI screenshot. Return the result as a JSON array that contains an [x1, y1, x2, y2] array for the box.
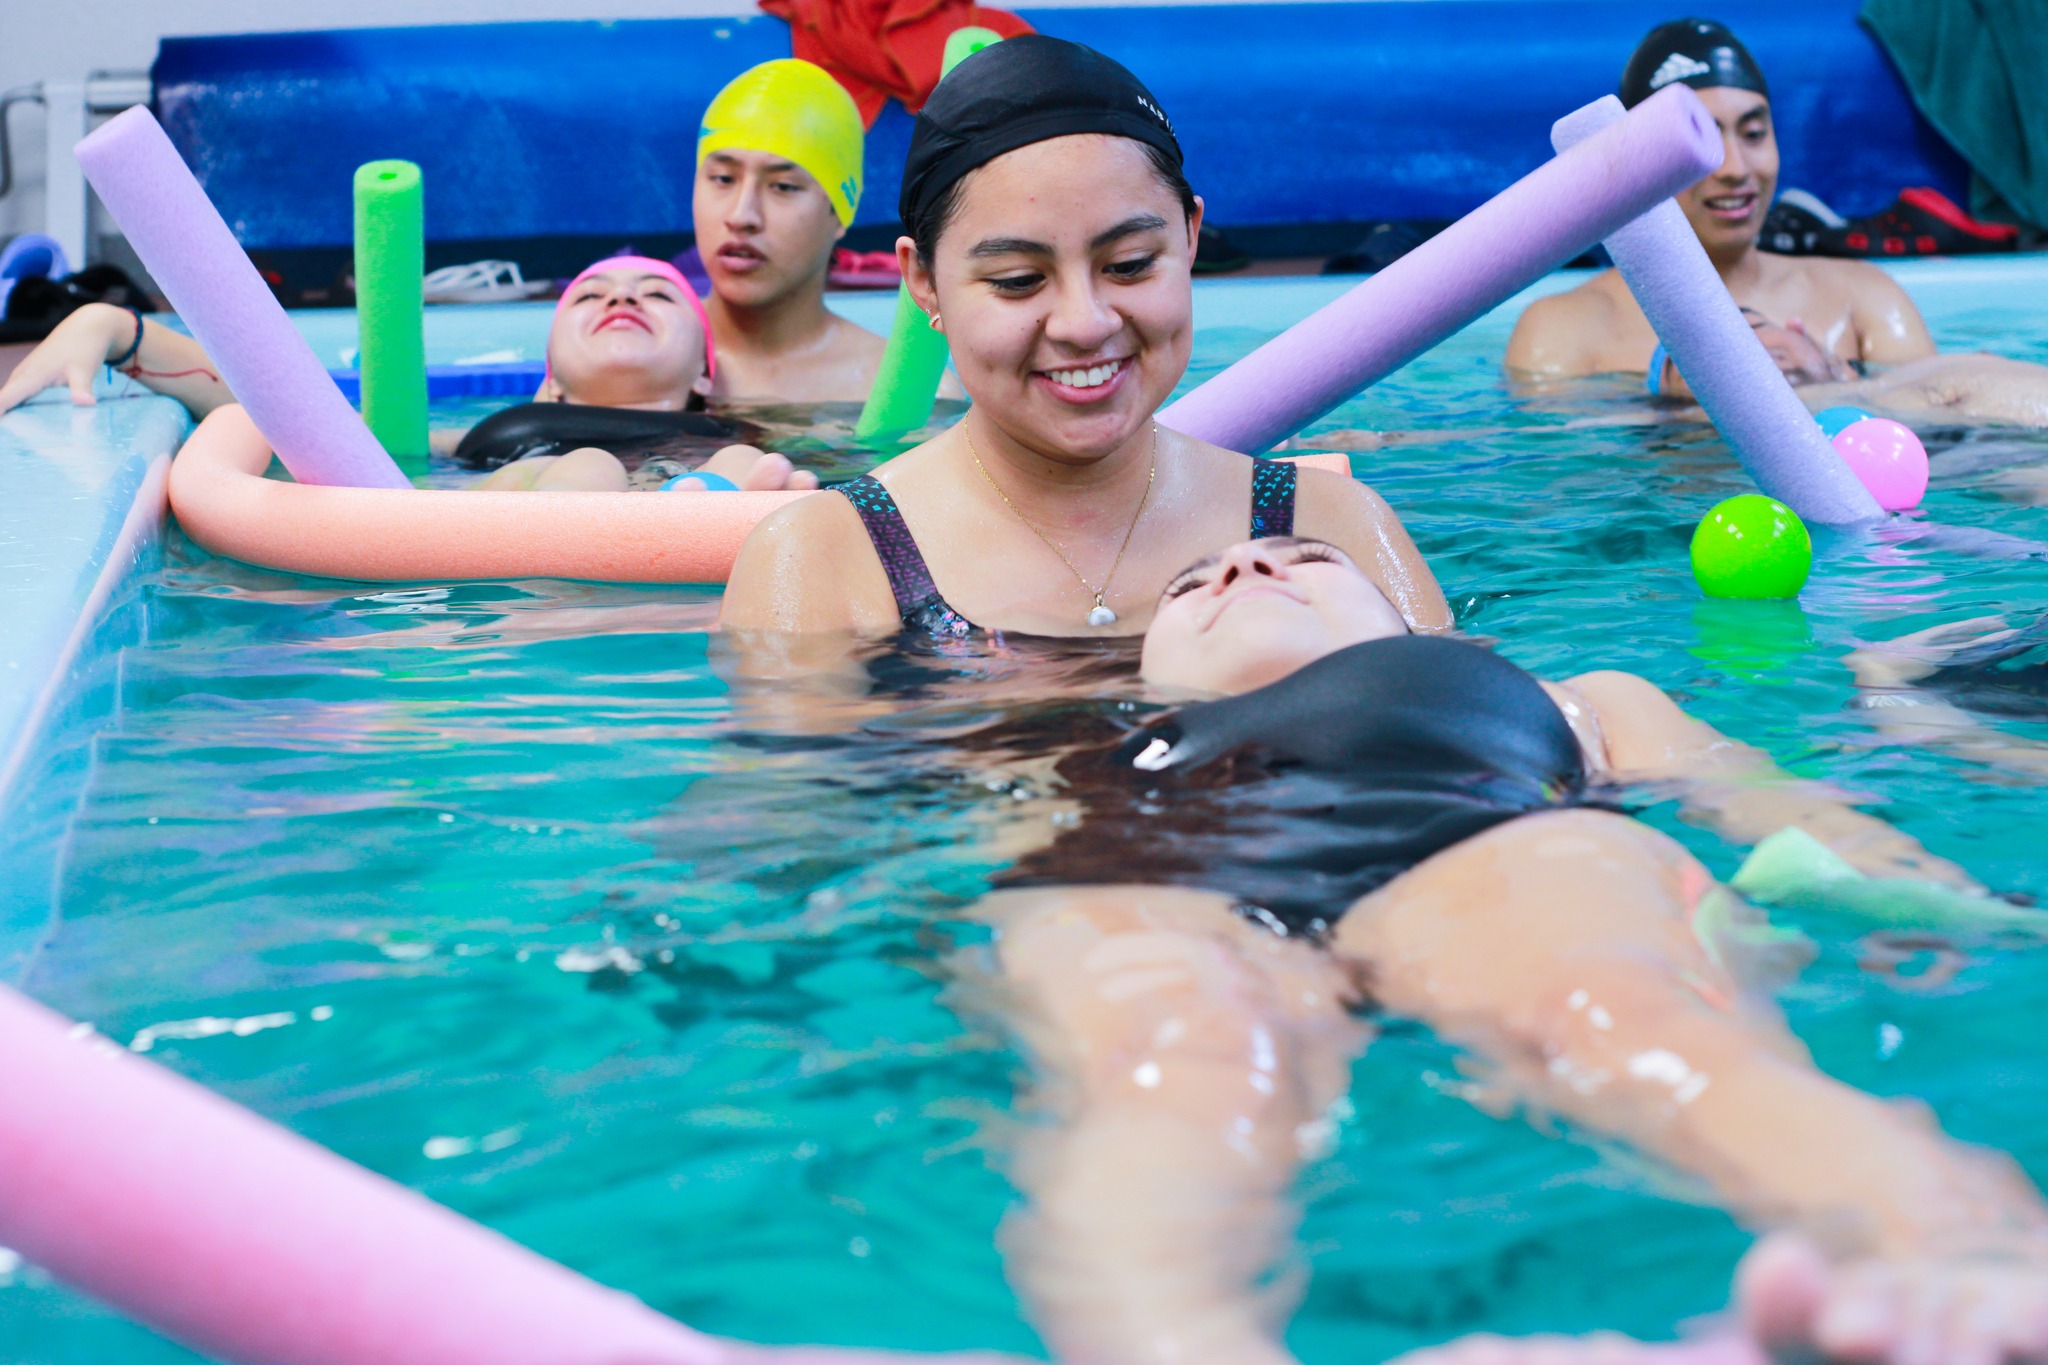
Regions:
[[692, 58, 890, 405], [698, 58, 864, 227]]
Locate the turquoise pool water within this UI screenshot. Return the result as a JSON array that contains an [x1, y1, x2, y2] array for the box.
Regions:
[[6, 258, 2048, 1362]]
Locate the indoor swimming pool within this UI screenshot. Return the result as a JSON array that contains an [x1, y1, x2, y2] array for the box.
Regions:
[[3, 256, 2046, 1362]]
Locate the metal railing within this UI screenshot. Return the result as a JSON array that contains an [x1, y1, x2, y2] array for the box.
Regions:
[[0, 72, 151, 270]]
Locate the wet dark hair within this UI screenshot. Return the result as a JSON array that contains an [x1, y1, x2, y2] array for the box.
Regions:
[[908, 140, 1197, 269]]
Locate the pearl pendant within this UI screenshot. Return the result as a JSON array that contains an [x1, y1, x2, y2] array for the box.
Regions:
[[1087, 604, 1118, 627]]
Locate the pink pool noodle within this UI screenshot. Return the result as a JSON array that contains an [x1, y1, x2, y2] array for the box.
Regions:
[[0, 983, 719, 1365], [72, 107, 409, 490], [0, 984, 1027, 1365], [1159, 84, 1724, 455], [164, 407, 1348, 585], [1551, 96, 1881, 524]]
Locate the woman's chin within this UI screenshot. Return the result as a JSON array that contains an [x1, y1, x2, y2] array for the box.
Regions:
[[1011, 395, 1158, 462]]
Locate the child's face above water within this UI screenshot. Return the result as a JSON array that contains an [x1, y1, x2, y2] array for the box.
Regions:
[[1141, 537, 1409, 695], [545, 269, 709, 409]]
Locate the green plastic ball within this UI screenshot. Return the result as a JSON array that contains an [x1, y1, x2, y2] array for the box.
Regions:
[[1690, 494, 1812, 599]]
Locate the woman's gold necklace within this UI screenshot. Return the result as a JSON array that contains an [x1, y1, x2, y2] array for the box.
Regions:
[[964, 422, 1157, 627]]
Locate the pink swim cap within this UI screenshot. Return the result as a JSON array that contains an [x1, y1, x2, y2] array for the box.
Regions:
[[551, 254, 715, 381]]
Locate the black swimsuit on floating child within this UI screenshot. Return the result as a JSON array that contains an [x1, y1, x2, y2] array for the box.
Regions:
[[451, 402, 755, 471], [1001, 634, 1588, 936], [841, 458, 1299, 637]]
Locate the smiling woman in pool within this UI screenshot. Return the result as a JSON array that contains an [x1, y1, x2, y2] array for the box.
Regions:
[[963, 534, 2048, 1365], [718, 36, 1448, 641]]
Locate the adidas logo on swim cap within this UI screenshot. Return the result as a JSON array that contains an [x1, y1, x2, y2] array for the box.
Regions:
[[1647, 52, 1713, 91]]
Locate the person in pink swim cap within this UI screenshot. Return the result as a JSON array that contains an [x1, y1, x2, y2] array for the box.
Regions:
[[0, 255, 814, 493], [541, 255, 717, 408], [472, 255, 812, 493]]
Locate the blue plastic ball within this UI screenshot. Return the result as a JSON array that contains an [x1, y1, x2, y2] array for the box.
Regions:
[[1815, 405, 1876, 439]]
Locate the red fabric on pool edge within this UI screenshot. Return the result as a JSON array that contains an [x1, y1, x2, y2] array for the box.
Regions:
[[759, 0, 1034, 126]]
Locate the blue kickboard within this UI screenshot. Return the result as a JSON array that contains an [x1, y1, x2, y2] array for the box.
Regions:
[[328, 361, 548, 402]]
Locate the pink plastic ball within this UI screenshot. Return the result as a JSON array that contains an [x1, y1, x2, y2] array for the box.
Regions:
[[1830, 417, 1928, 511]]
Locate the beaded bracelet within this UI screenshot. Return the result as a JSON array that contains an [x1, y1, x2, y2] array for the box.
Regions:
[[107, 306, 145, 370]]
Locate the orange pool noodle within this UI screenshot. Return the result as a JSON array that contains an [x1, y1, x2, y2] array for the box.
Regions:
[[169, 405, 812, 584]]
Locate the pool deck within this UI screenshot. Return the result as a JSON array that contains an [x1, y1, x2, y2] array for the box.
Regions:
[[0, 390, 188, 981]]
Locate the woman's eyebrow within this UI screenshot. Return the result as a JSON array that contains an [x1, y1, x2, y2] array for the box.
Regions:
[[967, 215, 1170, 260], [1091, 214, 1167, 249], [968, 236, 1053, 258]]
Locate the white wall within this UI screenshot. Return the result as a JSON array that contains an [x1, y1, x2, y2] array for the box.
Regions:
[[3, 0, 1342, 248], [0, 1, 747, 244]]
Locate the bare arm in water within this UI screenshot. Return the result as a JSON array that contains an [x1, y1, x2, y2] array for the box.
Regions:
[[1844, 616, 2048, 780], [1549, 669, 1982, 887], [1805, 353, 2048, 430]]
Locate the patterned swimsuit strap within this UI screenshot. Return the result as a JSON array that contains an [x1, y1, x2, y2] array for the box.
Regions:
[[840, 459, 1296, 631], [836, 476, 976, 633], [1249, 458, 1298, 539]]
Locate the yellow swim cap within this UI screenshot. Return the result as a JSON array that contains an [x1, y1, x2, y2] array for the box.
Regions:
[[697, 59, 865, 226]]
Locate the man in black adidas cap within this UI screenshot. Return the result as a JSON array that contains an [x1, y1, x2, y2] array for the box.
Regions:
[[1506, 18, 1937, 392]]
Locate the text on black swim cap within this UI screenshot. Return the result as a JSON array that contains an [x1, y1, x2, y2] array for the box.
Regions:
[[1619, 17, 1768, 109]]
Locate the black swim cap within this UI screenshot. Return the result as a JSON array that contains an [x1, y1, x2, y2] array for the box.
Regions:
[[899, 34, 1183, 230], [1619, 18, 1769, 108]]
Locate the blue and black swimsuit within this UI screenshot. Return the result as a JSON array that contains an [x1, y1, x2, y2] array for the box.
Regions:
[[837, 459, 1301, 638]]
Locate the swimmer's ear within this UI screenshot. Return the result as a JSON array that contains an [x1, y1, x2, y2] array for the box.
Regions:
[[1187, 195, 1206, 246], [900, 235, 940, 327], [534, 376, 562, 404], [691, 370, 714, 398]]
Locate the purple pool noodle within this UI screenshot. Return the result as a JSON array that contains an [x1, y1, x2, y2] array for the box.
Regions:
[[1552, 97, 1879, 524], [1159, 84, 1725, 455], [73, 108, 409, 490]]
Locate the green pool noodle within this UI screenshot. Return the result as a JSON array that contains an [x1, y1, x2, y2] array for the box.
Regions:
[[1731, 827, 2048, 936], [853, 27, 1003, 446], [940, 23, 1003, 70], [353, 159, 429, 467]]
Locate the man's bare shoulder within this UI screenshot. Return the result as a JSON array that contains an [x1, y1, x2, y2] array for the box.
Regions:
[[1801, 255, 1900, 289], [1787, 255, 1917, 313], [829, 309, 889, 359], [1505, 273, 1637, 375], [1794, 256, 1933, 362]]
